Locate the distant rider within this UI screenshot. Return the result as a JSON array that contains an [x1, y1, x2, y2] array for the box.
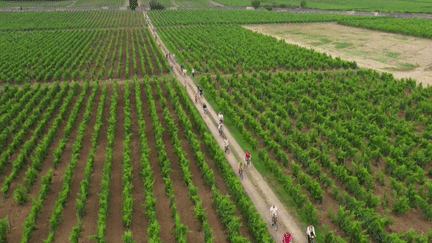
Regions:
[[245, 150, 251, 167], [306, 225, 316, 243], [270, 204, 278, 226]]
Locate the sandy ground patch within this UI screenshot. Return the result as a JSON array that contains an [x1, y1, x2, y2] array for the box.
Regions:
[[244, 22, 432, 85]]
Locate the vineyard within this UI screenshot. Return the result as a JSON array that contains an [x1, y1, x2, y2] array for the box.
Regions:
[[149, 9, 432, 40], [1, 5, 432, 243], [0, 11, 171, 83], [0, 77, 273, 242], [194, 69, 432, 242], [148, 9, 374, 26], [157, 25, 357, 75], [148, 9, 432, 243], [0, 11, 144, 31]]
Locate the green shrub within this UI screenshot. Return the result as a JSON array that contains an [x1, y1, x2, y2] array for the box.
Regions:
[[300, 0, 307, 8], [129, 0, 138, 10], [251, 0, 261, 9], [150, 0, 165, 10], [13, 184, 28, 205], [0, 216, 9, 243]]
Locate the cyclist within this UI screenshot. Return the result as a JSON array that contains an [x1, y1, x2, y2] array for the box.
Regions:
[[218, 123, 223, 136], [270, 204, 278, 227], [306, 225, 316, 243], [218, 112, 224, 124], [238, 160, 244, 178], [245, 150, 251, 167], [203, 103, 207, 114], [194, 94, 198, 103], [223, 138, 229, 153]]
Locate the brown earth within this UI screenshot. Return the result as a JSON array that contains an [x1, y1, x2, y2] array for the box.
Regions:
[[141, 80, 176, 243], [150, 80, 202, 242], [80, 85, 112, 242], [52, 87, 99, 242], [128, 82, 148, 242], [0, 87, 80, 243], [29, 87, 90, 243], [105, 83, 125, 243], [243, 22, 432, 86]]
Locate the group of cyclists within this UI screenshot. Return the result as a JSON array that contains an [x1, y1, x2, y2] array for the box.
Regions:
[[195, 84, 317, 243]]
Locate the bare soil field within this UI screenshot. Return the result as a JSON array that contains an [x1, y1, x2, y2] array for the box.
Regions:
[[244, 22, 432, 85]]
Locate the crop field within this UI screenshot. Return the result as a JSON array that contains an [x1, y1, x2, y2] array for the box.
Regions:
[[0, 77, 273, 242], [0, 11, 171, 83], [149, 9, 374, 26], [0, 11, 144, 31], [0, 1, 73, 7], [150, 9, 432, 242], [157, 25, 357, 75], [209, 0, 432, 13], [198, 69, 432, 242]]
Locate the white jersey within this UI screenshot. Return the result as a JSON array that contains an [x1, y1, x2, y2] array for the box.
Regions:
[[270, 206, 277, 216], [218, 113, 224, 120], [306, 225, 315, 237], [224, 139, 229, 147]]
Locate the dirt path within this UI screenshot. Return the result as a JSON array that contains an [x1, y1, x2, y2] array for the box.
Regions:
[[145, 11, 307, 243], [244, 23, 432, 85]]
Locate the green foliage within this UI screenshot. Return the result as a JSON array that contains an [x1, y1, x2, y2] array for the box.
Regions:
[[300, 0, 307, 8], [129, 0, 138, 10], [148, 9, 373, 26], [122, 231, 135, 243], [13, 184, 28, 205], [392, 191, 410, 214], [251, 0, 260, 9], [150, 0, 165, 10], [0, 216, 9, 243]]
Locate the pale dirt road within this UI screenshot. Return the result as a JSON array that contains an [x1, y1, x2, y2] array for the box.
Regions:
[[144, 11, 307, 243]]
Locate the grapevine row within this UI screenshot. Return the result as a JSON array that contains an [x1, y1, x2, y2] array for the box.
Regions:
[[153, 78, 214, 242], [44, 84, 98, 242], [70, 83, 107, 242], [132, 78, 161, 243], [96, 81, 118, 242], [143, 77, 190, 242]]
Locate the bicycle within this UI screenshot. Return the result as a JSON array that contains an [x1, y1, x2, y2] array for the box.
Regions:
[[238, 168, 243, 180], [309, 236, 315, 243], [271, 215, 278, 231], [246, 158, 251, 168], [224, 145, 230, 154]]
